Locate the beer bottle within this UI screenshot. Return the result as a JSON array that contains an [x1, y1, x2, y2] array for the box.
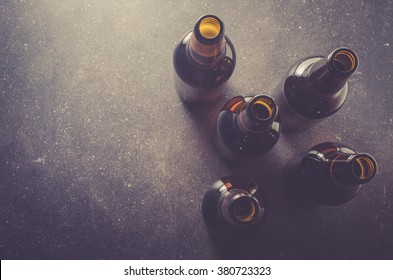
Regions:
[[286, 142, 377, 205], [217, 94, 280, 161], [202, 176, 265, 239], [173, 14, 236, 103], [274, 48, 358, 131]]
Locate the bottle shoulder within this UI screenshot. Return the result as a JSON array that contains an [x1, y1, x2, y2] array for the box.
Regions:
[[305, 142, 355, 158], [282, 76, 348, 119], [279, 56, 349, 119], [217, 109, 280, 158], [297, 143, 362, 205], [173, 32, 236, 89], [300, 142, 355, 170], [287, 56, 323, 77]]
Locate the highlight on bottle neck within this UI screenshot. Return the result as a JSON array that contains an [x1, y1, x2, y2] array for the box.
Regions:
[[238, 94, 278, 133], [327, 48, 358, 76], [229, 194, 259, 224], [188, 14, 226, 65]]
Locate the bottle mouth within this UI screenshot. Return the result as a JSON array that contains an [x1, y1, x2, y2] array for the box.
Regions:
[[332, 49, 358, 73], [230, 195, 258, 223], [250, 95, 277, 121], [199, 17, 221, 39], [194, 14, 224, 45], [351, 154, 377, 180]]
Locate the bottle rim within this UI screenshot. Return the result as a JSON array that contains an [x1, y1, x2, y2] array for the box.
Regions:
[[328, 48, 358, 75], [194, 14, 225, 45], [349, 154, 377, 182], [247, 94, 278, 123]]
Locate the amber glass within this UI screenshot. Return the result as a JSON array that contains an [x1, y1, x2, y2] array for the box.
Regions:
[[274, 48, 358, 131], [217, 94, 280, 161], [173, 14, 236, 103], [286, 142, 377, 205], [202, 176, 265, 239]]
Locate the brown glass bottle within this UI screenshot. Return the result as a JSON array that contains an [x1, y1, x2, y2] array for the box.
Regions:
[[202, 176, 265, 239], [173, 14, 236, 103], [274, 48, 358, 131], [286, 142, 377, 205], [216, 94, 280, 161]]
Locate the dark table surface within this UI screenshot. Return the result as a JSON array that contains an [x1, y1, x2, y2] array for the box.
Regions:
[[1, 0, 392, 260]]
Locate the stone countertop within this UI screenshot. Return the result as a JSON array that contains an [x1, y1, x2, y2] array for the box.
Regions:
[[1, 0, 392, 259]]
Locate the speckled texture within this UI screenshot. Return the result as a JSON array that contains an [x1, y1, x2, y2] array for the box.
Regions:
[[0, 0, 392, 259]]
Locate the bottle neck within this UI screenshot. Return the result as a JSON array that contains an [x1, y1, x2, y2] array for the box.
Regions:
[[330, 153, 377, 187], [307, 48, 358, 95], [187, 15, 226, 65], [236, 95, 278, 134]]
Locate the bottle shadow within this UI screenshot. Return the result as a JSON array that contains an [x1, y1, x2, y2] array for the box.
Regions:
[[206, 159, 318, 259], [281, 155, 317, 209], [177, 88, 236, 169], [180, 96, 224, 133], [206, 232, 263, 259]]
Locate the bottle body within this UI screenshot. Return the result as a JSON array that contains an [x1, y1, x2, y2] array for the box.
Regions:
[[286, 142, 377, 205], [273, 48, 358, 131], [216, 95, 280, 161], [202, 176, 265, 239], [173, 15, 236, 103]]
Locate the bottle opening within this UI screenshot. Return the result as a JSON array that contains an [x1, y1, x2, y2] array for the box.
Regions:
[[198, 17, 221, 39], [251, 98, 275, 121], [352, 155, 376, 180], [333, 49, 357, 73], [231, 196, 257, 223]]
